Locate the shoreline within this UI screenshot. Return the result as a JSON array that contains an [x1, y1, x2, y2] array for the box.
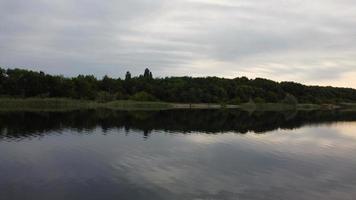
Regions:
[[0, 98, 353, 112]]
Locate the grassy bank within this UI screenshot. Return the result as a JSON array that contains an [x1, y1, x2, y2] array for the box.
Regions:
[[0, 98, 173, 111], [0, 98, 353, 112], [104, 100, 173, 110], [0, 98, 97, 111]]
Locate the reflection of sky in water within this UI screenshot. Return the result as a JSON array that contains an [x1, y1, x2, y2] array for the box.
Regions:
[[0, 123, 356, 200]]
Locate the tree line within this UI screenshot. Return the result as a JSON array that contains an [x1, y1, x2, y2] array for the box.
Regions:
[[1, 67, 356, 104]]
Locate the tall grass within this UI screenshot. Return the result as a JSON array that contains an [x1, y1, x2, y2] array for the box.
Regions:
[[0, 98, 172, 111], [104, 100, 173, 110], [0, 98, 352, 112], [0, 98, 98, 111]]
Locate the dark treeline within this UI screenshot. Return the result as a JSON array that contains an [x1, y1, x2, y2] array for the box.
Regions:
[[1, 67, 356, 104], [1, 109, 356, 139]]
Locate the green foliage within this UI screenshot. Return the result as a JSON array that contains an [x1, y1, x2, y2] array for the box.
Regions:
[[254, 97, 266, 104], [96, 91, 116, 103], [115, 91, 126, 100], [129, 91, 157, 102], [282, 94, 298, 105], [105, 100, 172, 110], [1, 67, 356, 104], [229, 97, 242, 105], [0, 98, 96, 111], [143, 68, 153, 79], [125, 71, 131, 80]]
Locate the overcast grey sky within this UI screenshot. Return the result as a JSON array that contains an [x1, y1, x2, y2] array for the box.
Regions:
[[1, 0, 356, 87]]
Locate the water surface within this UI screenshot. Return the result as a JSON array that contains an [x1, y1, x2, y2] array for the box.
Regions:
[[0, 109, 356, 200]]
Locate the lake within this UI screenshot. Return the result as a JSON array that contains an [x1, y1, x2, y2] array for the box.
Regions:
[[0, 109, 356, 200]]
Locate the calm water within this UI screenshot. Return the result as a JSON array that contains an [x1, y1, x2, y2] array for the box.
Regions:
[[1, 109, 356, 200]]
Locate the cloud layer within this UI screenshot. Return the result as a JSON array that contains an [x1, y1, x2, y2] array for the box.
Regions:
[[1, 0, 356, 87]]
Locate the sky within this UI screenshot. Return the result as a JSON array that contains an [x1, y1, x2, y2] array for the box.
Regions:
[[1, 0, 356, 88]]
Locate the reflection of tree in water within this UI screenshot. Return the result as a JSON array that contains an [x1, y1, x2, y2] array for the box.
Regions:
[[1, 109, 356, 139]]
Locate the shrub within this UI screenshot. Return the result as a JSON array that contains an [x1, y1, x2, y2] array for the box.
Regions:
[[129, 91, 157, 102], [282, 93, 298, 105], [229, 97, 242, 105], [254, 97, 265, 104], [115, 92, 127, 100], [96, 91, 115, 103]]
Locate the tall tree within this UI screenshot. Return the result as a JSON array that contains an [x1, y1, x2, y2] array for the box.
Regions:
[[1, 67, 356, 103], [125, 71, 131, 80], [143, 68, 152, 79]]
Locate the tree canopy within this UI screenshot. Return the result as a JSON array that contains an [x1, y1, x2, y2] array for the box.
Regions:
[[1, 67, 356, 104]]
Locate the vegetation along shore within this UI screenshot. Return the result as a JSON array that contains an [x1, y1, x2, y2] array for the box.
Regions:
[[1, 67, 356, 111]]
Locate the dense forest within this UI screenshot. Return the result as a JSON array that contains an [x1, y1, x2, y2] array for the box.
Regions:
[[1, 67, 356, 104]]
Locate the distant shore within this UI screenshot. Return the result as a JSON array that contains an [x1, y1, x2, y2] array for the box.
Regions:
[[0, 98, 354, 112]]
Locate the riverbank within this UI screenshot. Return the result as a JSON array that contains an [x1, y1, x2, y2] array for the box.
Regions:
[[0, 98, 173, 111], [0, 98, 353, 112]]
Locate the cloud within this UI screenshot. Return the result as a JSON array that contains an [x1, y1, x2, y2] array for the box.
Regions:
[[1, 0, 356, 87]]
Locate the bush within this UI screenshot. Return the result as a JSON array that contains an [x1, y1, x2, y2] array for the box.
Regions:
[[282, 94, 298, 105], [229, 97, 242, 105], [96, 91, 115, 103], [115, 92, 127, 100], [129, 91, 157, 102], [254, 97, 265, 104]]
